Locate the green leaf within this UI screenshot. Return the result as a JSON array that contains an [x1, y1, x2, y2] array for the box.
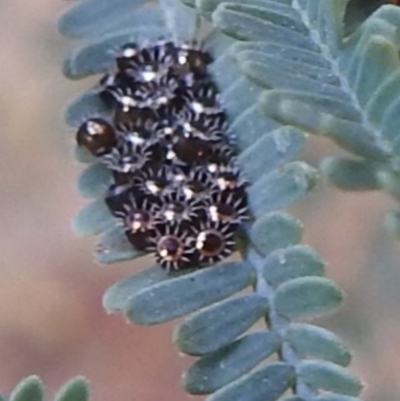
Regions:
[[315, 395, 362, 401], [65, 91, 111, 128], [125, 262, 254, 324], [10, 377, 43, 401], [238, 58, 342, 94], [237, 126, 306, 184], [224, 4, 308, 35], [61, 1, 368, 400], [182, 0, 195, 7], [198, 0, 291, 21], [58, 0, 148, 38], [220, 78, 261, 122], [228, 105, 279, 151], [366, 69, 400, 126], [376, 169, 400, 200], [220, 1, 400, 169], [76, 163, 111, 199], [321, 156, 382, 191], [94, 225, 142, 264], [247, 162, 318, 218], [203, 30, 235, 59], [183, 331, 280, 394], [174, 294, 268, 355], [54, 377, 89, 401], [257, 88, 360, 123], [297, 360, 363, 396], [206, 362, 295, 401], [103, 266, 169, 313], [262, 245, 325, 288], [275, 277, 343, 319], [285, 323, 351, 367], [383, 210, 400, 239], [212, 3, 316, 50], [71, 199, 115, 236], [352, 35, 399, 107], [63, 26, 168, 79], [249, 212, 303, 257], [96, 7, 165, 37], [259, 94, 389, 161], [208, 52, 242, 92], [159, 0, 197, 41], [282, 397, 305, 401], [73, 146, 96, 164], [232, 41, 330, 71]]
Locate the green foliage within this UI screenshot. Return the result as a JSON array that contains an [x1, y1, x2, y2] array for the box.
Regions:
[[9, 377, 43, 401], [125, 262, 254, 324], [56, 0, 398, 400], [204, 0, 400, 235], [3, 377, 89, 401], [53, 378, 90, 401], [182, 331, 280, 393]]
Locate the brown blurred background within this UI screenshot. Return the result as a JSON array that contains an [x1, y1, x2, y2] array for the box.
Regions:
[[0, 1, 399, 400]]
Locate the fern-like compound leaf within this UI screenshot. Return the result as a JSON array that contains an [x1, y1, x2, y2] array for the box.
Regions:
[[207, 0, 400, 231], [60, 1, 366, 400]]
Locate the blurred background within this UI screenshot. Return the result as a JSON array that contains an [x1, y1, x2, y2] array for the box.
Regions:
[[0, 1, 399, 400]]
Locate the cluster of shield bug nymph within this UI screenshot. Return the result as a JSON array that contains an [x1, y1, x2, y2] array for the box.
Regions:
[[76, 40, 249, 272]]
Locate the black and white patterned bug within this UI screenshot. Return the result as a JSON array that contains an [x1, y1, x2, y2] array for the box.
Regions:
[[116, 41, 176, 81], [181, 167, 217, 200], [79, 40, 249, 273], [152, 222, 197, 272], [208, 189, 248, 223], [155, 189, 207, 227], [191, 219, 238, 265], [76, 118, 117, 156], [101, 138, 158, 174], [113, 194, 160, 251], [171, 44, 213, 78], [134, 165, 176, 199], [179, 109, 227, 140], [180, 79, 221, 115], [115, 118, 157, 143]]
